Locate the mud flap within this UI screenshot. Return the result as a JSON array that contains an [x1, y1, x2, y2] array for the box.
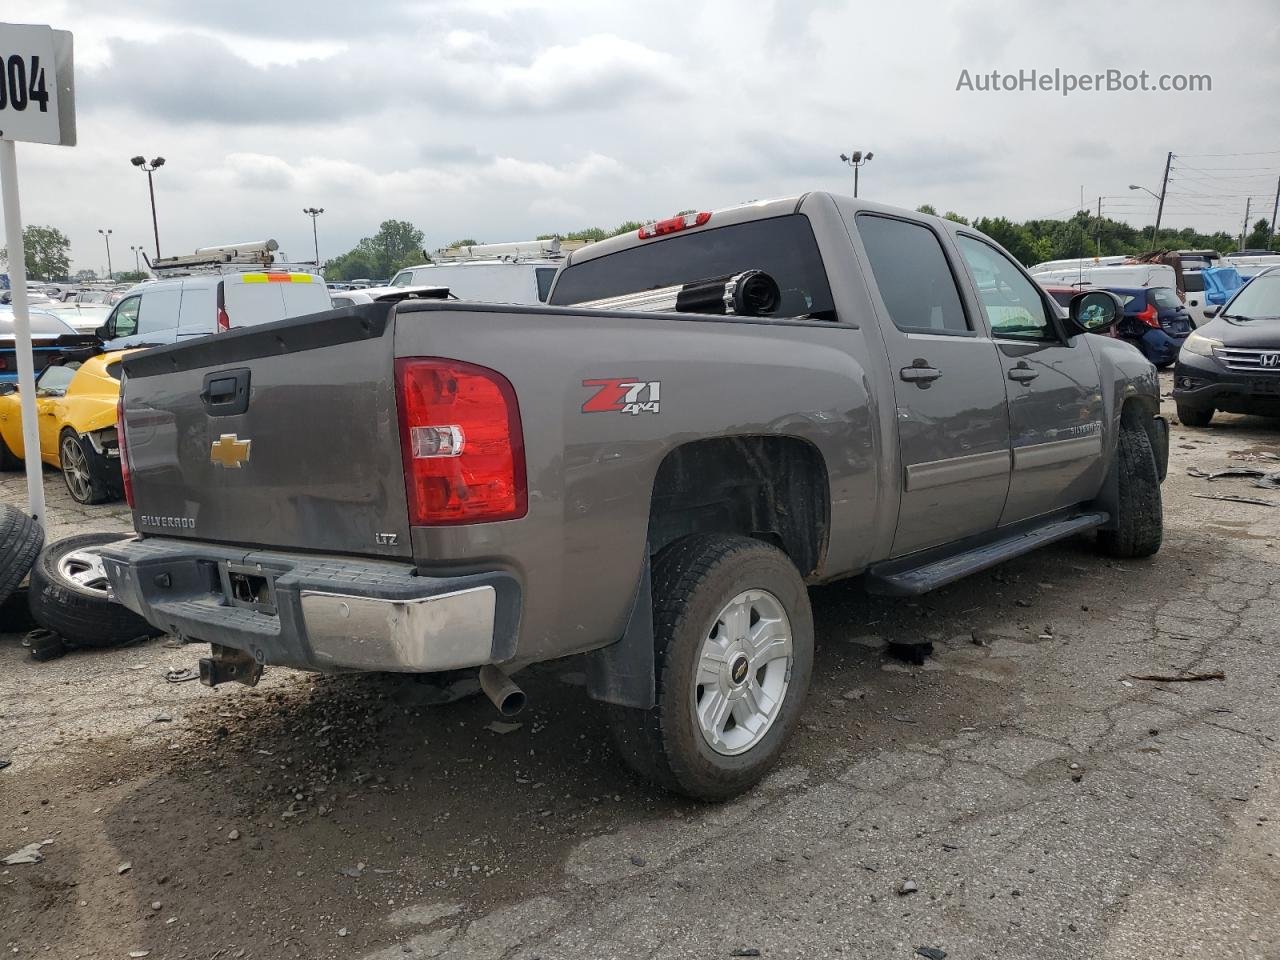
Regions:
[[585, 554, 656, 710]]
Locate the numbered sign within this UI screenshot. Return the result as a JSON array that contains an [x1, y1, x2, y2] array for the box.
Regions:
[[0, 23, 75, 146]]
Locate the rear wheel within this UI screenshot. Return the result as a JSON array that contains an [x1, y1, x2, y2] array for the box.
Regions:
[[59, 429, 118, 505], [606, 534, 813, 801], [28, 533, 161, 648], [1098, 419, 1163, 559], [1176, 404, 1213, 428]]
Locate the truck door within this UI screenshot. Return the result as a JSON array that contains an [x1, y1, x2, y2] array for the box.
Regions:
[[952, 234, 1105, 525], [854, 213, 1013, 557]]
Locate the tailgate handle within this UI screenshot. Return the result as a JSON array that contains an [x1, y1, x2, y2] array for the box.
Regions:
[[200, 368, 251, 417]]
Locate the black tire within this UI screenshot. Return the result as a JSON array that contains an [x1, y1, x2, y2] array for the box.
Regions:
[[0, 433, 21, 471], [0, 504, 43, 609], [28, 533, 161, 648], [1097, 420, 1163, 559], [606, 534, 814, 801], [59, 429, 120, 505], [1176, 404, 1213, 428]]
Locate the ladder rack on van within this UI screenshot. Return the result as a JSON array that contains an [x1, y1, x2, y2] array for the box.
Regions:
[[425, 237, 594, 264], [148, 240, 317, 277]]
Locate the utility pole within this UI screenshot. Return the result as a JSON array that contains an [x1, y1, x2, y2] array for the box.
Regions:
[[1150, 151, 1173, 251], [1240, 197, 1252, 252], [1096, 196, 1103, 255], [1269, 175, 1279, 250]]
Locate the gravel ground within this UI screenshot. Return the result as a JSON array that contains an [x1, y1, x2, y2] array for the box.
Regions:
[[1, 383, 1278, 960]]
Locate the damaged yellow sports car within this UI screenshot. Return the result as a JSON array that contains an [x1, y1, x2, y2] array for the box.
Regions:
[[0, 351, 132, 504]]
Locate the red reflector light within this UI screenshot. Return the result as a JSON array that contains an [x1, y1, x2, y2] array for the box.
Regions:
[[395, 358, 527, 525], [638, 211, 711, 240], [216, 306, 231, 332], [117, 393, 134, 508]]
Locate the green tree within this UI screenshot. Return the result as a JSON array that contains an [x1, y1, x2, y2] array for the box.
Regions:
[[114, 270, 149, 284], [0, 225, 72, 280], [1244, 218, 1272, 251], [446, 239, 479, 248], [915, 204, 938, 216], [942, 211, 970, 225], [322, 220, 425, 281]]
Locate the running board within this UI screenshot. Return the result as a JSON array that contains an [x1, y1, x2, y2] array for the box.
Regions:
[[865, 511, 1109, 597]]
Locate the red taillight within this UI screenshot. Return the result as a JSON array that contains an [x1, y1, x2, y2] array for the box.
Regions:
[[1135, 303, 1160, 328], [394, 358, 527, 525], [216, 280, 230, 332], [117, 393, 134, 508], [638, 211, 711, 240]]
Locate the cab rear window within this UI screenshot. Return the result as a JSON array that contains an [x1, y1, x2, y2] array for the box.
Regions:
[[550, 214, 835, 319]]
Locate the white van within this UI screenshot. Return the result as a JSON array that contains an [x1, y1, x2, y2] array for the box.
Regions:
[[1028, 262, 1177, 291], [386, 260, 560, 304], [98, 270, 331, 349]]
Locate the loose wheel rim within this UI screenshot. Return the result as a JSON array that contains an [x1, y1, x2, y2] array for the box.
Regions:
[[692, 588, 793, 756], [55, 547, 112, 595], [61, 436, 92, 503]]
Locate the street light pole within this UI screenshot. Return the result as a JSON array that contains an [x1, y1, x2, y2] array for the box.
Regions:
[[1129, 184, 1162, 249], [839, 150, 874, 198], [303, 207, 324, 266], [131, 156, 166, 259], [130, 245, 142, 273], [98, 228, 113, 279]]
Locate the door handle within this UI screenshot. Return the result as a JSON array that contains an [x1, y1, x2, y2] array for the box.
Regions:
[[900, 361, 942, 387], [1007, 365, 1039, 384]]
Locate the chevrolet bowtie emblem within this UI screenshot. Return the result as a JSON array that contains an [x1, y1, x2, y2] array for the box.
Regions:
[[210, 434, 252, 469]]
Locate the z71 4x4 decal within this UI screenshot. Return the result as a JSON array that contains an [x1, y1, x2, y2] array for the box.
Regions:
[[582, 378, 662, 415]]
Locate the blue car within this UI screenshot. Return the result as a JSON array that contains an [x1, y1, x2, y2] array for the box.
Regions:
[[1103, 285, 1193, 368], [0, 309, 83, 383]]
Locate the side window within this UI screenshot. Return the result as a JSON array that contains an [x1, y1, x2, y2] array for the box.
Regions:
[[391, 271, 412, 288], [535, 267, 557, 302], [956, 236, 1053, 340], [857, 215, 970, 334], [111, 296, 142, 337]]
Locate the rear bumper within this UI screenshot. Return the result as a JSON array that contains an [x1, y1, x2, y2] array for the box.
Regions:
[[1128, 328, 1187, 366], [99, 537, 522, 674]]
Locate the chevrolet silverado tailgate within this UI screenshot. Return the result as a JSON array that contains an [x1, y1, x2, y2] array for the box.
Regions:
[[120, 303, 413, 559]]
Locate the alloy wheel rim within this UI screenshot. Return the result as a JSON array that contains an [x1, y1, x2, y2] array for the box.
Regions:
[[61, 436, 91, 502], [55, 548, 111, 595], [692, 588, 793, 756]]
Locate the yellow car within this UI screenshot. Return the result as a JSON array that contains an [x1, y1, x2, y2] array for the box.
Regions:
[[0, 351, 133, 504]]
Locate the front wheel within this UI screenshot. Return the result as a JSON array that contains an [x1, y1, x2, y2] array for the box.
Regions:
[[1097, 419, 1163, 559], [1176, 404, 1213, 428], [606, 534, 814, 801], [59, 429, 119, 505]]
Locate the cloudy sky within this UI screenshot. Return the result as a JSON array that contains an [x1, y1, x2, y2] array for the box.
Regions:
[[7, 0, 1280, 274]]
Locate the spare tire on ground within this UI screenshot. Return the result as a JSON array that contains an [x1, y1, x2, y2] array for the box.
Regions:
[[28, 532, 162, 648], [0, 504, 43, 610]]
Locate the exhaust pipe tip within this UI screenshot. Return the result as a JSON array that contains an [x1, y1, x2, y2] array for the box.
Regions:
[[479, 664, 526, 717]]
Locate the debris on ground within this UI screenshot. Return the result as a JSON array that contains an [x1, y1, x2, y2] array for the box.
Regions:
[[730, 950, 762, 958], [915, 948, 947, 960], [898, 879, 919, 895], [1187, 466, 1280, 489], [165, 667, 199, 683], [3, 841, 51, 865], [1191, 494, 1276, 507], [117, 861, 133, 874], [886, 641, 932, 665], [1128, 671, 1226, 683], [0, 757, 10, 770], [485, 721, 523, 735]]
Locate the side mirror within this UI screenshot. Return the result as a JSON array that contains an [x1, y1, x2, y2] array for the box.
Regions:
[[1202, 305, 1219, 319], [0, 382, 16, 396], [1066, 290, 1121, 335]]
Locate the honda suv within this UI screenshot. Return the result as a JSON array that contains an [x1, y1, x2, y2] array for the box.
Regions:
[[1172, 266, 1280, 427]]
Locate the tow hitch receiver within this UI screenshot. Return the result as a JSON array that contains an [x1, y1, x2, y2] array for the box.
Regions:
[[199, 643, 264, 688]]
